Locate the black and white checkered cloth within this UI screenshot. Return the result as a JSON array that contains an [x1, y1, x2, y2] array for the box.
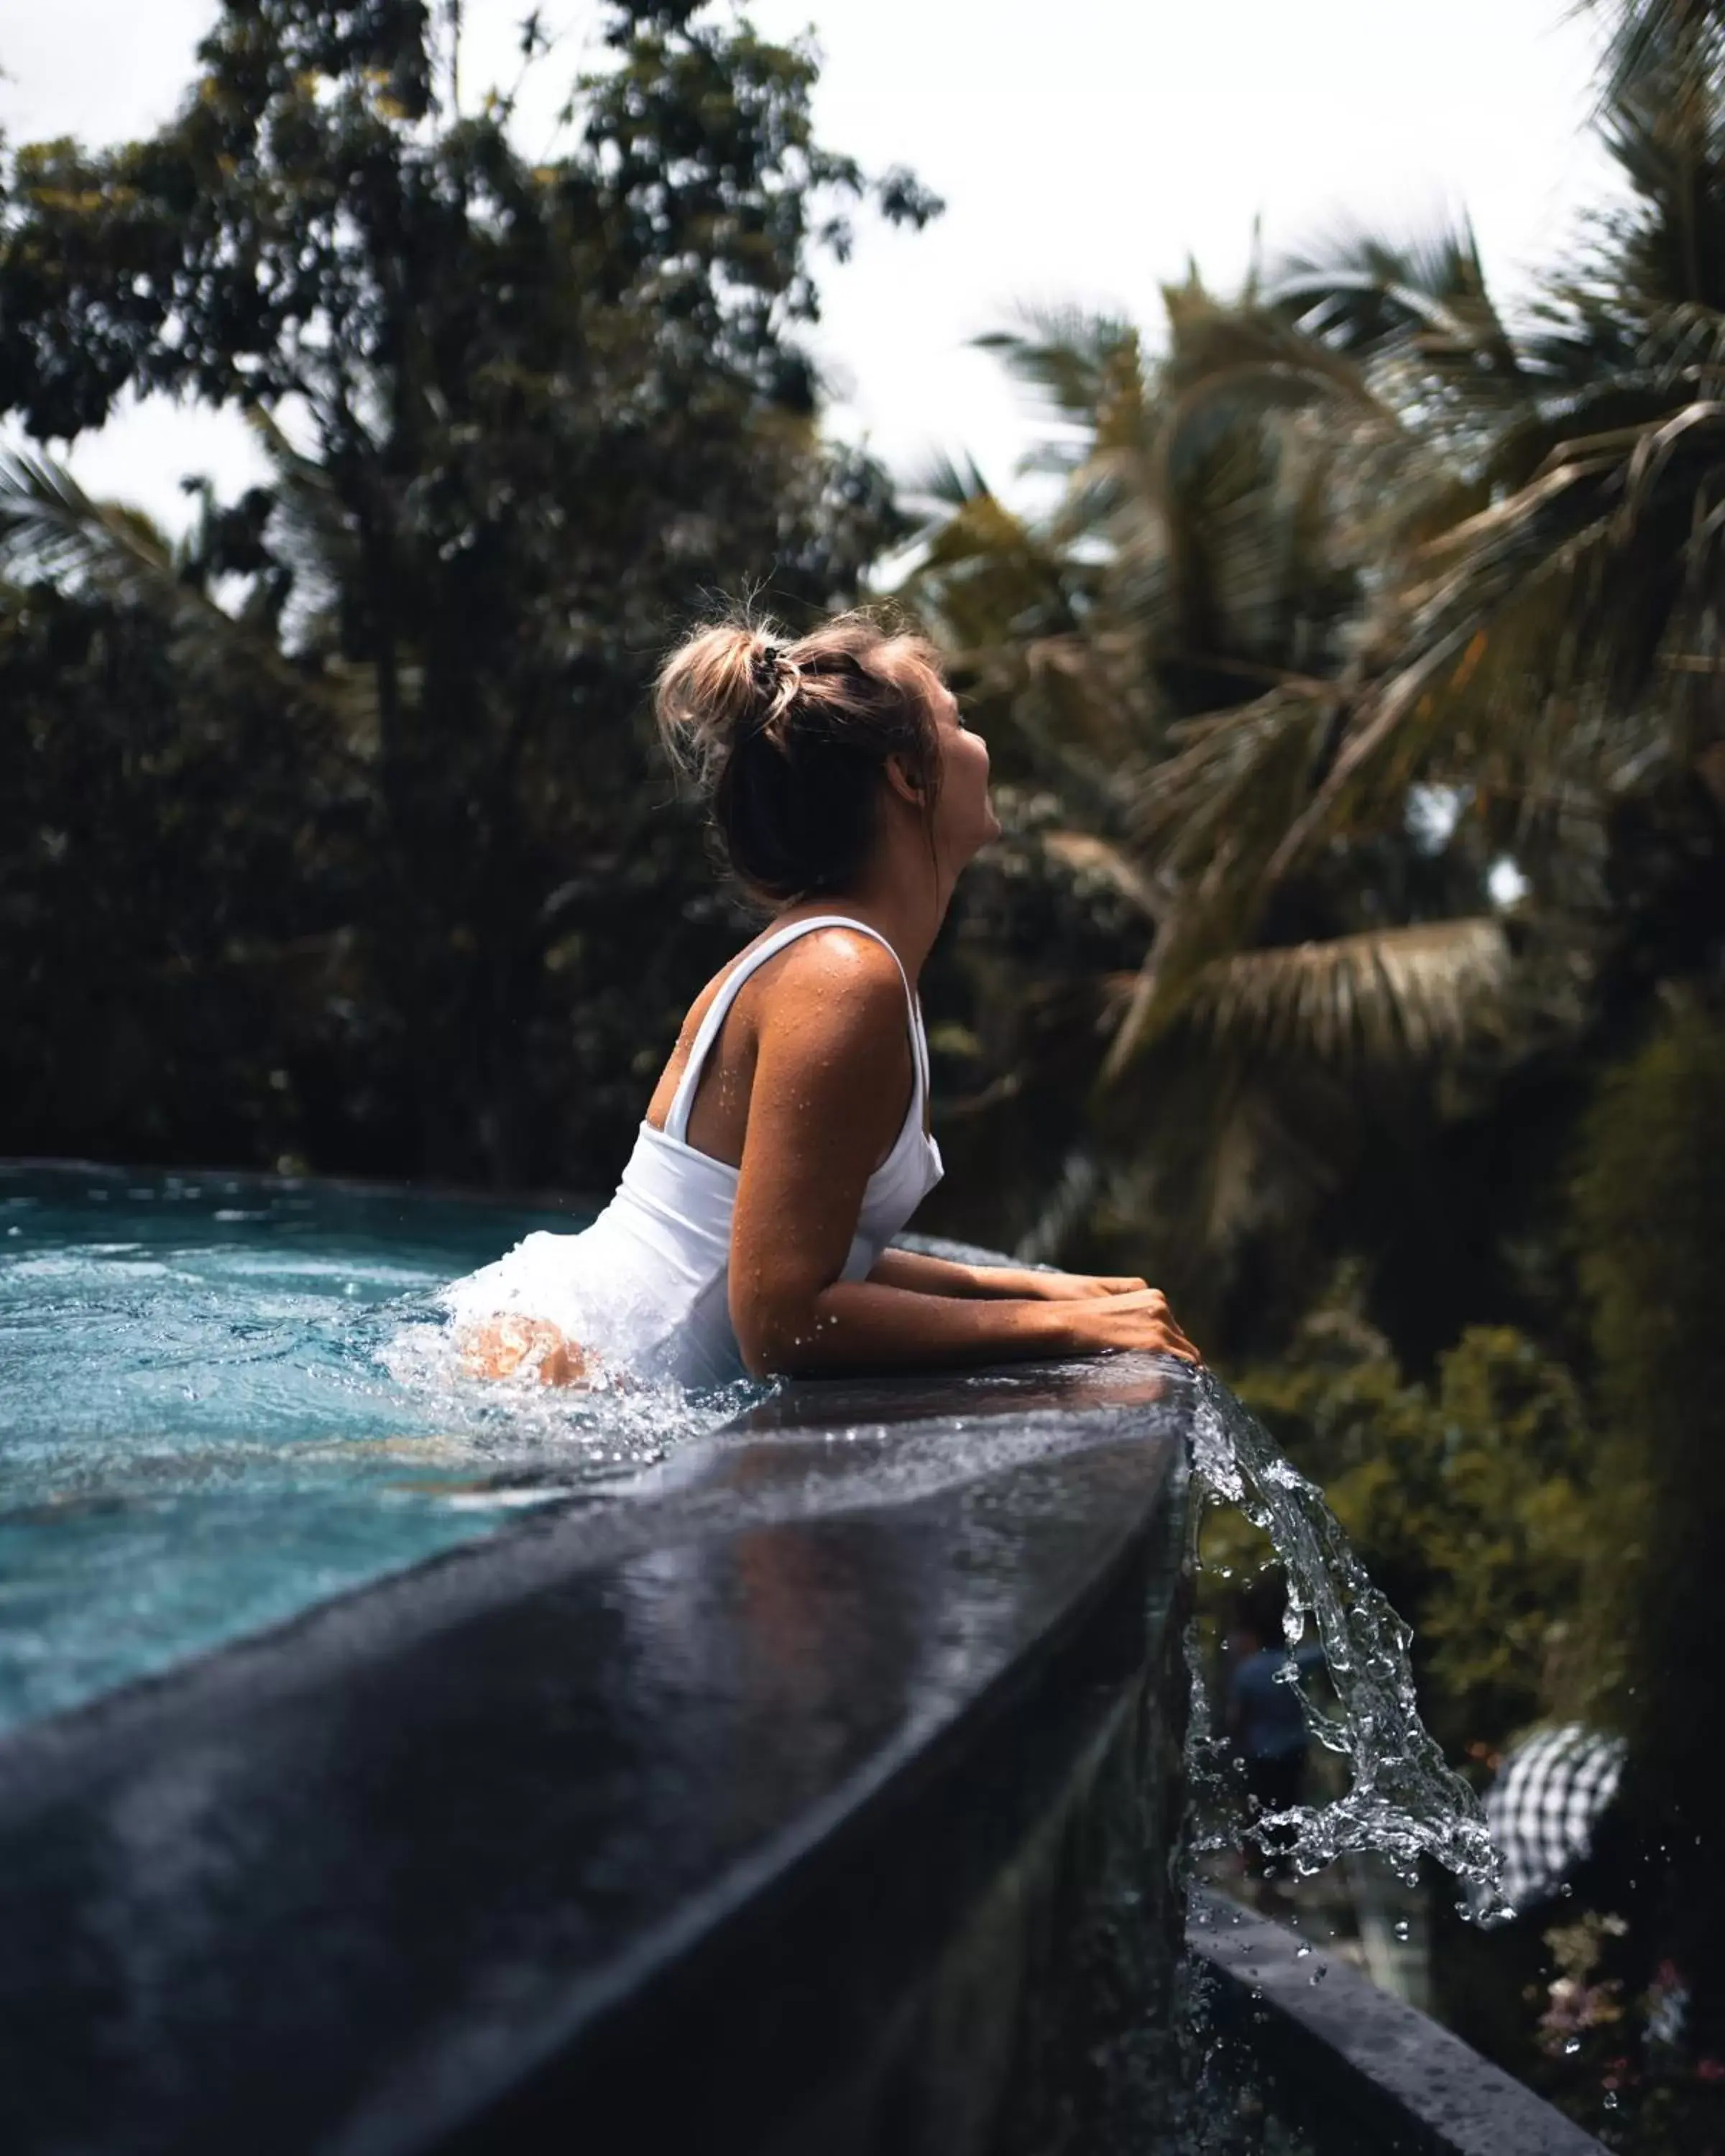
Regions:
[[1485, 1723, 1627, 1914]]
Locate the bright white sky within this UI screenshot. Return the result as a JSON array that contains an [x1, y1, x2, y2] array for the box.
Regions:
[[0, 0, 1614, 533]]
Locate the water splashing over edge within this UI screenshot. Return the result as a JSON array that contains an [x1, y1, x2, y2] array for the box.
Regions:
[[1186, 1367, 1511, 1922]]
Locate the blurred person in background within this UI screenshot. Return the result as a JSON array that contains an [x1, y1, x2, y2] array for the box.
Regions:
[[1226, 1580, 1325, 1906]]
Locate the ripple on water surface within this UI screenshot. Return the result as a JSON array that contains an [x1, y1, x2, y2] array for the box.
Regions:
[[0, 1165, 753, 1735]]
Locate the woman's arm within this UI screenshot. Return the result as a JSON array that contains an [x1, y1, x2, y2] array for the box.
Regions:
[[866, 1247, 1149, 1302], [726, 934, 1197, 1378]]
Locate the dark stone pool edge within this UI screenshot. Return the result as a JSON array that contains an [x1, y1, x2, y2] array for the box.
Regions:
[[1189, 1888, 1607, 2155], [0, 1369, 1193, 2156]]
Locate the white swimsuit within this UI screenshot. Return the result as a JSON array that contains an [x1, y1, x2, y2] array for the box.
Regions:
[[439, 915, 945, 1388]]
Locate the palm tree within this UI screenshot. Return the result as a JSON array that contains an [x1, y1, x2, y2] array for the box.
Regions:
[[906, 6, 1725, 1314], [903, 272, 1522, 1312], [1248, 23, 1725, 876]]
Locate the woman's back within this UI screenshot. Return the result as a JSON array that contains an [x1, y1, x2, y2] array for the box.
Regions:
[[441, 916, 942, 1387]]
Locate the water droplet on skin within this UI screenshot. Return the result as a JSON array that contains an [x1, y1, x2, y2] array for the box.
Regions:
[[1564, 2037, 1582, 2056], [1294, 1943, 1312, 1959], [1603, 2092, 1619, 2111], [1308, 1965, 1327, 1985], [1393, 1920, 1410, 1941]]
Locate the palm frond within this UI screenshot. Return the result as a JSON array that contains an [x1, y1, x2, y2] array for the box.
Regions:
[[1581, 0, 1725, 113], [243, 406, 360, 620], [1261, 377, 1725, 880], [0, 448, 185, 605], [901, 448, 995, 517], [1568, 4, 1725, 316], [1040, 829, 1165, 922], [1128, 682, 1340, 860], [973, 307, 1144, 434], [1179, 916, 1512, 1065], [1162, 275, 1403, 430], [0, 445, 373, 744], [1267, 216, 1514, 359]]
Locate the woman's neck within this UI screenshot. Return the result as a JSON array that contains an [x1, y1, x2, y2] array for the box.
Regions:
[[781, 846, 952, 983]]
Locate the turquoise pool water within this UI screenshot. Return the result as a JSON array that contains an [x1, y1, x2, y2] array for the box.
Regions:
[[0, 1162, 749, 1735]]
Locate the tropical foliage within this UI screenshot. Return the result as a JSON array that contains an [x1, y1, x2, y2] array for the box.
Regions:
[[1569, 1000, 1725, 1993], [0, 0, 935, 1184], [4, 0, 1725, 2116], [902, 0, 1725, 2097], [906, 4, 1725, 1353]]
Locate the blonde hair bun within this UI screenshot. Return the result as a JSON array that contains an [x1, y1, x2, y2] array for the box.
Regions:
[[653, 609, 944, 901]]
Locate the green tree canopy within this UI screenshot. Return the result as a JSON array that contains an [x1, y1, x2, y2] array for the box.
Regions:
[[0, 0, 937, 1183]]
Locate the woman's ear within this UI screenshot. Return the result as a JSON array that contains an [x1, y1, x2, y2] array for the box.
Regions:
[[882, 752, 924, 808]]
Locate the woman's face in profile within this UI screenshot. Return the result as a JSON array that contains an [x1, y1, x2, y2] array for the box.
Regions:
[[929, 683, 1001, 869]]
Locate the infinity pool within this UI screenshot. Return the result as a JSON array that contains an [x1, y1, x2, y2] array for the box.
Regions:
[[0, 1162, 755, 1733]]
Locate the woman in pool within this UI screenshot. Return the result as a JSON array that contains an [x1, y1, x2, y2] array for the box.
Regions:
[[446, 612, 1200, 1388]]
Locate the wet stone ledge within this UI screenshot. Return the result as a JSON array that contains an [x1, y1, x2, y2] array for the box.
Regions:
[[0, 1353, 1194, 2156], [1188, 1889, 1609, 2156]]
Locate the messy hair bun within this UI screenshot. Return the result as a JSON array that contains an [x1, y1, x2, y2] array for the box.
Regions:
[[654, 609, 945, 901]]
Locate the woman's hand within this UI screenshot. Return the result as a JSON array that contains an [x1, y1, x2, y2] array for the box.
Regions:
[[1051, 1286, 1203, 1365]]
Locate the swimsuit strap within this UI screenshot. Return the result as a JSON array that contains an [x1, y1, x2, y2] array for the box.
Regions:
[[665, 914, 924, 1144]]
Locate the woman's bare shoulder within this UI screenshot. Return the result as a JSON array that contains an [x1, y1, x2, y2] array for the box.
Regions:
[[755, 922, 906, 1010], [739, 929, 911, 1161], [745, 924, 909, 1069]]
